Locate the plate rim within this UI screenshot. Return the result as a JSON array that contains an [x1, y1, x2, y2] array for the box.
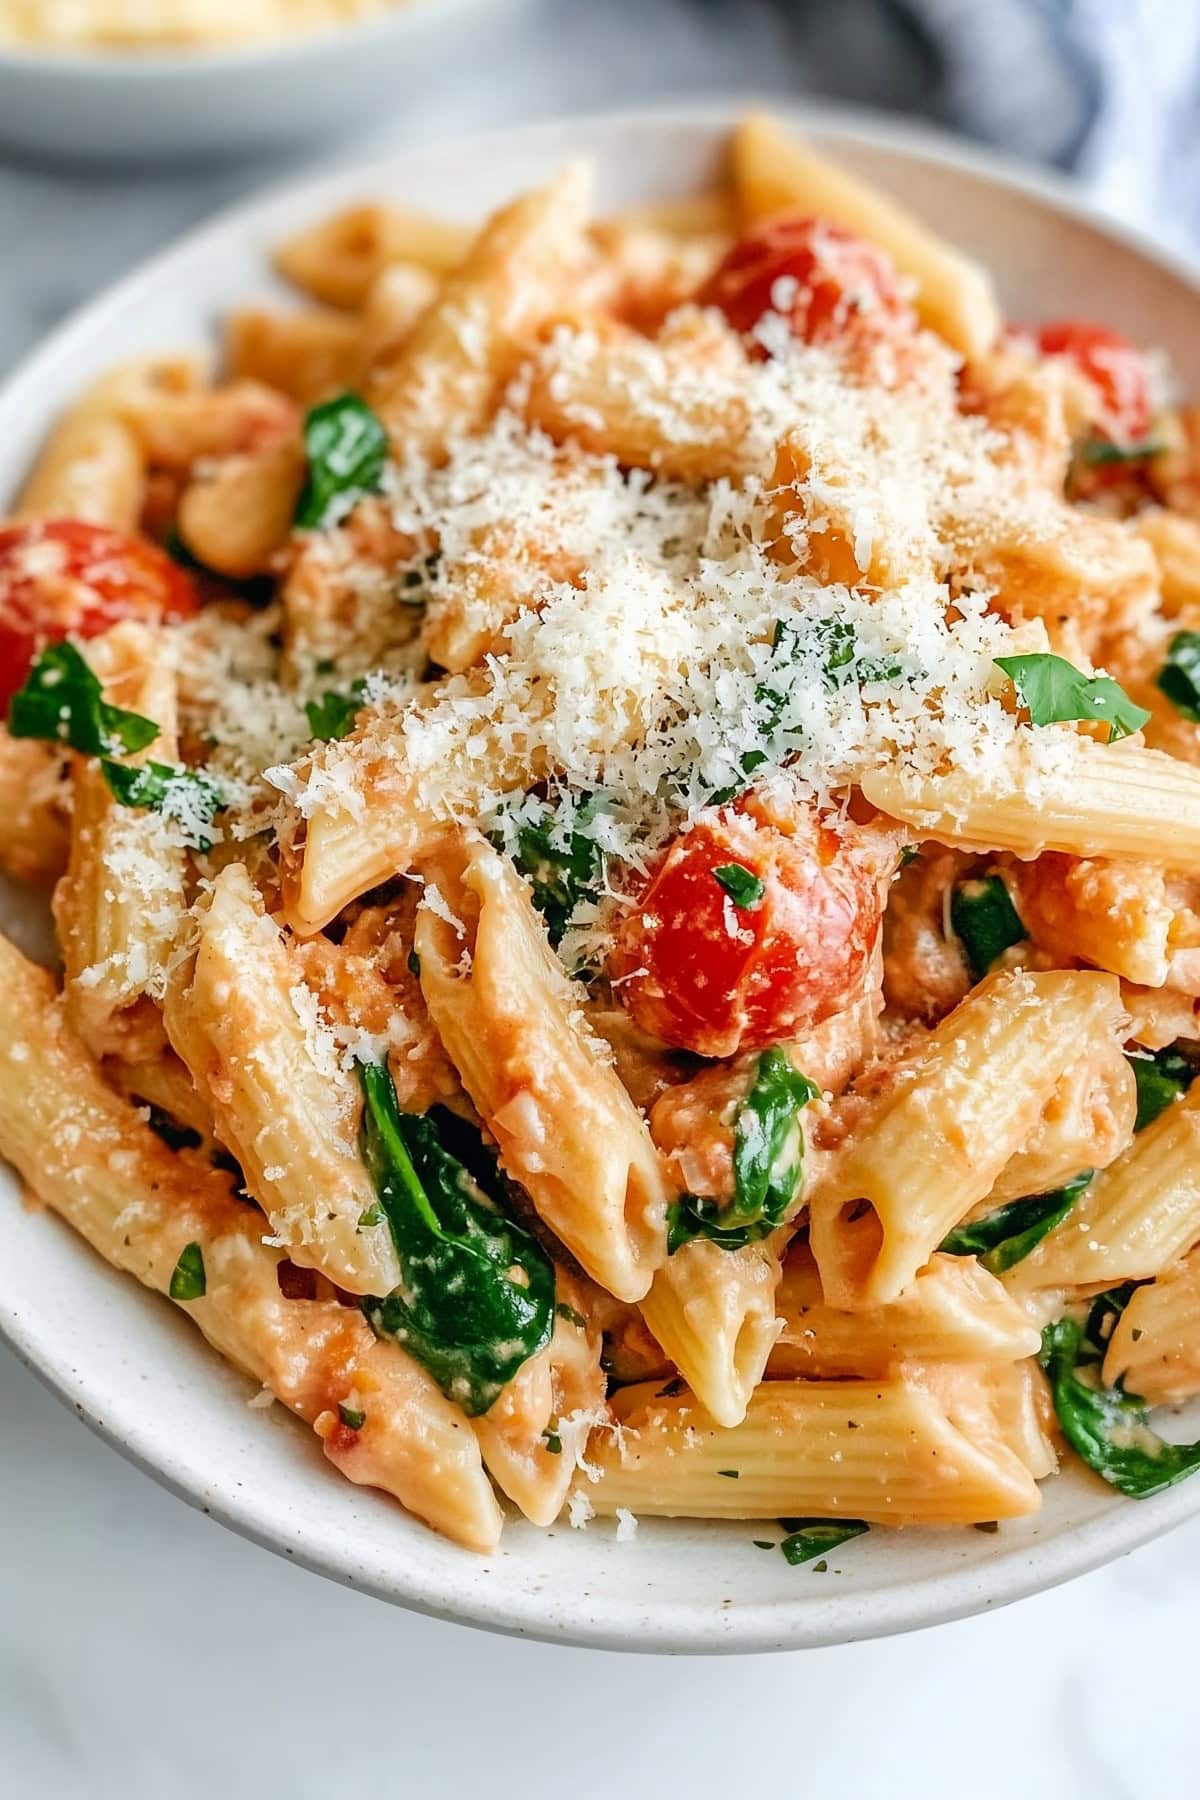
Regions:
[[3, 97, 1200, 1653]]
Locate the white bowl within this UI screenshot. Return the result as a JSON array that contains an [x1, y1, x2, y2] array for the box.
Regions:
[[3, 104, 1200, 1654], [0, 0, 513, 163]]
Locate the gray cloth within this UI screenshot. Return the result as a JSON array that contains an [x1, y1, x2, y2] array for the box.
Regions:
[[898, 0, 1200, 247]]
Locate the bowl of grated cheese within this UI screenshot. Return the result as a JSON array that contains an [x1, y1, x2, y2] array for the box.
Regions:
[[3, 103, 1200, 1652], [0, 0, 519, 162]]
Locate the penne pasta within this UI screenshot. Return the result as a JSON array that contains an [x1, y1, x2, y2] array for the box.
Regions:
[[1103, 1246, 1200, 1404], [0, 932, 500, 1551], [582, 1369, 1043, 1524], [162, 861, 401, 1298]]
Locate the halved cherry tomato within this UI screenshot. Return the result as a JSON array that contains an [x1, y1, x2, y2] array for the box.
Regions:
[[1035, 320, 1153, 446], [610, 798, 883, 1058], [698, 215, 912, 355], [0, 519, 198, 708]]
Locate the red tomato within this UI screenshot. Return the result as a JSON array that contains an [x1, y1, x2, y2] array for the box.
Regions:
[[610, 799, 882, 1058], [0, 519, 198, 708], [1035, 320, 1153, 445], [698, 215, 912, 354]]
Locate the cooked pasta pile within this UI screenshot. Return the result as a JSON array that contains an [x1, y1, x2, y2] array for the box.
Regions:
[[5, 114, 1200, 1558]]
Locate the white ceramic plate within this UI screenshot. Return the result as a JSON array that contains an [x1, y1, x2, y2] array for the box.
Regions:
[[0, 0, 514, 163], [4, 104, 1200, 1654]]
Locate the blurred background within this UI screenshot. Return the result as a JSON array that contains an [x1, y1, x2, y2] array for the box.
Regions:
[[4, 1, 1200, 1795]]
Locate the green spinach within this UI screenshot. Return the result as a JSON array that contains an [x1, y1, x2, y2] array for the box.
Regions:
[[713, 862, 766, 910], [939, 1171, 1091, 1274], [668, 1050, 817, 1253], [357, 1063, 554, 1415], [949, 873, 1027, 982], [1126, 1046, 1195, 1132], [8, 641, 159, 756], [168, 1241, 206, 1302], [1041, 1316, 1200, 1497], [305, 679, 368, 743], [778, 1518, 868, 1565], [295, 392, 388, 531], [1156, 630, 1200, 722]]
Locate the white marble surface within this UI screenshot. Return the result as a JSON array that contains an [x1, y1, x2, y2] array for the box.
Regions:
[[2, 2, 1198, 1791]]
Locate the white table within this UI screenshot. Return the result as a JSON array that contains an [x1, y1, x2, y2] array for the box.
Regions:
[[2, 4, 1196, 1790]]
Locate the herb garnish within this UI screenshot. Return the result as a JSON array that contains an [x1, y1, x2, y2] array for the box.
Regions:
[[1126, 1046, 1195, 1132], [1041, 1316, 1200, 1497], [949, 873, 1027, 983], [1078, 435, 1164, 467], [994, 652, 1150, 743], [357, 1063, 554, 1415], [295, 392, 388, 531], [778, 1518, 868, 1565], [168, 1241, 206, 1302], [305, 679, 368, 743], [337, 1403, 366, 1431], [507, 798, 604, 947], [939, 1171, 1091, 1274], [556, 1302, 587, 1330], [1156, 630, 1200, 722], [668, 1050, 818, 1252], [713, 863, 766, 910]]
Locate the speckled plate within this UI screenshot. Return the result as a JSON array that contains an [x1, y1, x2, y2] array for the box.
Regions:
[[3, 105, 1200, 1653]]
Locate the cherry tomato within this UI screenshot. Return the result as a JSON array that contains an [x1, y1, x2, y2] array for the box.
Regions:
[[698, 215, 912, 354], [1035, 320, 1153, 446], [610, 799, 883, 1058], [0, 519, 198, 708]]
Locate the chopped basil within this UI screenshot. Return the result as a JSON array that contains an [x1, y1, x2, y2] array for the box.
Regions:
[[556, 1301, 587, 1329], [717, 1469, 740, 1479], [1079, 435, 1164, 467], [357, 1062, 554, 1415], [713, 862, 766, 910], [295, 392, 388, 531], [778, 1518, 868, 1566], [939, 1171, 1091, 1274], [507, 798, 604, 947], [358, 1203, 383, 1229], [1127, 1046, 1195, 1132], [337, 1403, 366, 1431], [168, 1241, 206, 1302], [898, 843, 921, 867], [406, 948, 421, 980], [668, 1049, 818, 1253], [1041, 1316, 1200, 1497], [1156, 630, 1200, 723], [8, 641, 159, 756], [542, 1425, 563, 1455], [994, 652, 1150, 743], [949, 873, 1026, 983], [752, 1539, 774, 1550], [305, 679, 368, 743]]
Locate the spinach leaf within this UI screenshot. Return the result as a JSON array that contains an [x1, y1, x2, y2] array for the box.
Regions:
[[509, 799, 604, 947], [1126, 1046, 1195, 1132], [8, 641, 159, 756], [949, 873, 1026, 983], [713, 862, 766, 910], [168, 1241, 206, 1302], [357, 1062, 554, 1415], [295, 392, 388, 531], [1041, 1316, 1200, 1497], [9, 643, 223, 844], [100, 759, 224, 845], [1078, 435, 1164, 467], [994, 652, 1150, 743], [1156, 630, 1200, 723], [939, 1171, 1091, 1274], [305, 679, 368, 743], [778, 1518, 868, 1565], [668, 1050, 817, 1253], [1080, 1283, 1141, 1363]]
